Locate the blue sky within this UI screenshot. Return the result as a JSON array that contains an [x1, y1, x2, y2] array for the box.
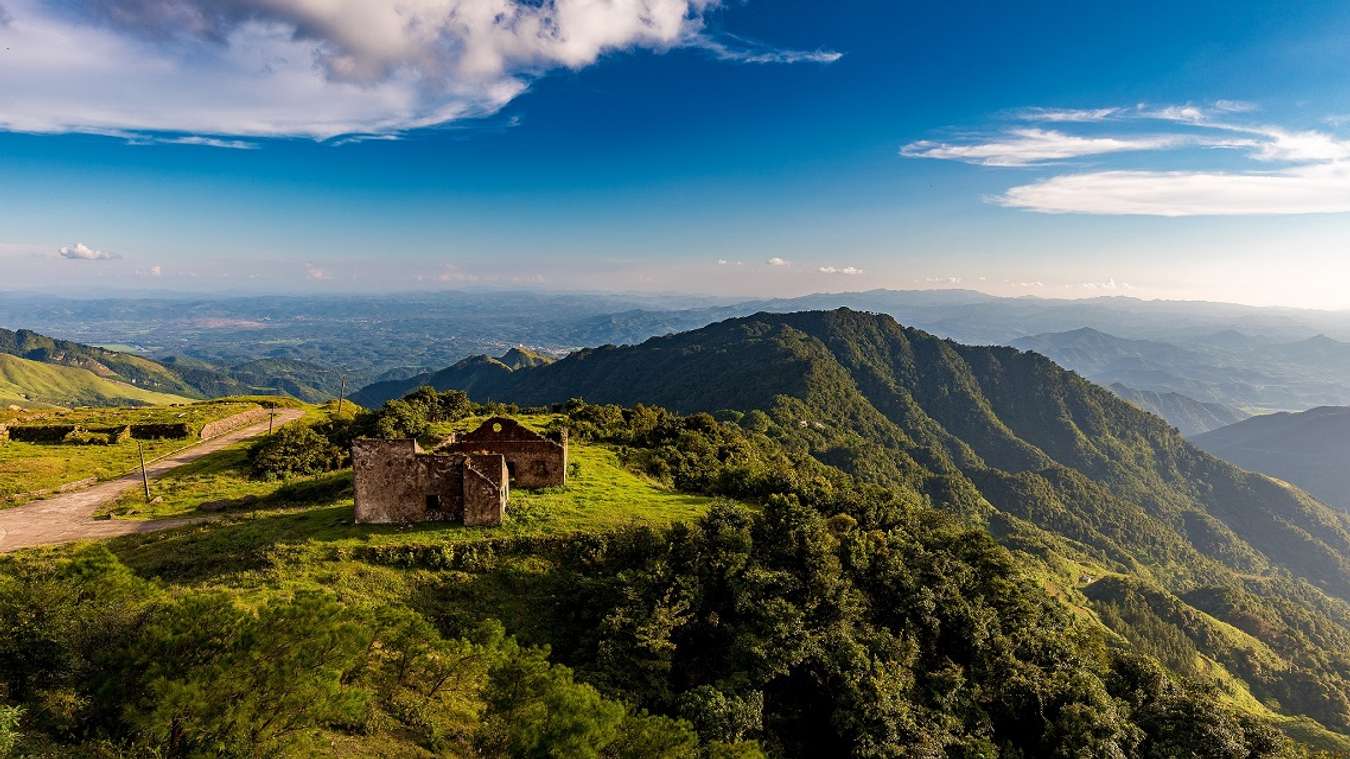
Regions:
[[4, 0, 1350, 307]]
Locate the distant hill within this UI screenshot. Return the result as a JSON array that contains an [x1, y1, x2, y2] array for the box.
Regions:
[[0, 353, 189, 408], [1012, 326, 1350, 412], [1109, 383, 1249, 435], [0, 327, 347, 403], [1193, 406, 1350, 511], [352, 348, 553, 408], [364, 308, 1350, 735]]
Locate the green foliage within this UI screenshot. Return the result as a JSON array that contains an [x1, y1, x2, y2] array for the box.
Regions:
[[405, 309, 1350, 739], [248, 424, 344, 478]]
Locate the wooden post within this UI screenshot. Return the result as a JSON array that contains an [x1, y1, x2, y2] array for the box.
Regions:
[[137, 440, 151, 501], [337, 375, 347, 416], [268, 408, 275, 436]]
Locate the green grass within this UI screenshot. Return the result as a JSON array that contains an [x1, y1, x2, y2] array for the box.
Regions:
[[0, 353, 189, 408], [18, 400, 258, 429], [0, 401, 271, 506], [0, 437, 188, 503]]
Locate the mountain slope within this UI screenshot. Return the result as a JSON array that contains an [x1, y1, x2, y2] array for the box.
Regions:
[[0, 327, 349, 403], [1193, 406, 1350, 511], [378, 308, 1350, 736], [351, 348, 553, 408], [1109, 383, 1249, 435], [0, 353, 190, 407], [1011, 326, 1350, 413]]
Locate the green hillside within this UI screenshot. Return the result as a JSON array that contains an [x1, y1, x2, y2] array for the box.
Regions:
[[1, 327, 346, 403], [1110, 382, 1250, 435], [391, 308, 1350, 739], [0, 353, 189, 408], [1193, 406, 1350, 511], [0, 394, 1325, 756]]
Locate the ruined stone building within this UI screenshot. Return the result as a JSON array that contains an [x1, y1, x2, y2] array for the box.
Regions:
[[442, 416, 568, 489], [352, 439, 509, 526], [352, 417, 568, 526]]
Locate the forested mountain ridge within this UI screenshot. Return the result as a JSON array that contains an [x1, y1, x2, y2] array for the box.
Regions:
[[1109, 383, 1248, 436], [385, 308, 1350, 737], [1194, 406, 1350, 511], [0, 327, 340, 404]]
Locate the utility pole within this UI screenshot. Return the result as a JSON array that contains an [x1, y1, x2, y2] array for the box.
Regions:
[[268, 408, 275, 436], [137, 440, 151, 501], [337, 374, 347, 416]]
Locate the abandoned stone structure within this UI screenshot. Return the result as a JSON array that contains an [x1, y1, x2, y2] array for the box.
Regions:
[[352, 439, 509, 526], [351, 417, 568, 527], [442, 416, 568, 489]]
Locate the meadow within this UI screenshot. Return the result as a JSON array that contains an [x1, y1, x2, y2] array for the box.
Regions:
[[0, 400, 271, 506]]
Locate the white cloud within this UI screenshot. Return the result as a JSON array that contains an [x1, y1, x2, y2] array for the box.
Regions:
[[304, 263, 330, 280], [901, 128, 1186, 167], [1014, 107, 1121, 123], [0, 0, 835, 140], [818, 265, 862, 275], [147, 135, 257, 150], [148, 265, 162, 276], [1004, 280, 1045, 287], [925, 275, 961, 284], [998, 164, 1350, 217], [687, 34, 841, 64], [58, 242, 119, 261], [911, 101, 1350, 216], [766, 256, 789, 266], [1075, 278, 1131, 290]]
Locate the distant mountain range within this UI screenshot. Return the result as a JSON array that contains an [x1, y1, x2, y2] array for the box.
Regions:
[[0, 327, 342, 406], [352, 308, 1350, 736], [0, 353, 189, 408], [1011, 326, 1350, 415], [11, 287, 1350, 418], [1107, 383, 1249, 436], [1193, 406, 1350, 512]]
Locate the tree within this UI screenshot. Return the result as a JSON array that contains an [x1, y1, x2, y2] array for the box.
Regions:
[[249, 424, 344, 478]]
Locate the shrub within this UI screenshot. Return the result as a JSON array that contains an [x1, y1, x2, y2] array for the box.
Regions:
[[249, 425, 344, 478]]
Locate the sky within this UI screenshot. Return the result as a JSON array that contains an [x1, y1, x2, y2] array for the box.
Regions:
[[4, 0, 1350, 308]]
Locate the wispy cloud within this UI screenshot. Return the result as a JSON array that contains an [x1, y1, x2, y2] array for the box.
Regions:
[[58, 242, 119, 261], [907, 101, 1350, 216], [0, 1, 835, 141], [998, 164, 1350, 216], [148, 135, 258, 150], [1013, 107, 1122, 123], [901, 128, 1188, 167], [818, 265, 863, 275], [304, 263, 330, 281], [687, 34, 842, 64]]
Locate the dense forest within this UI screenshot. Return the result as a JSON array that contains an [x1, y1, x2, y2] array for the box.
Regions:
[[353, 309, 1350, 746], [0, 391, 1327, 756]]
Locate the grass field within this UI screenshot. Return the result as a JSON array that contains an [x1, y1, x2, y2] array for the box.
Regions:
[[0, 353, 189, 408], [0, 401, 269, 506], [0, 437, 188, 503], [13, 400, 259, 429], [102, 413, 715, 536]]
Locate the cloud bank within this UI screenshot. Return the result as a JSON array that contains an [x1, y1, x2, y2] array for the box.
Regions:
[[903, 102, 1350, 216], [58, 242, 119, 260], [0, 0, 838, 140]]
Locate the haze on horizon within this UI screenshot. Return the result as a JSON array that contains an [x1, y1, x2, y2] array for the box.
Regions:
[[4, 1, 1350, 309]]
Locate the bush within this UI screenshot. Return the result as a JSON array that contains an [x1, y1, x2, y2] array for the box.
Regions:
[[371, 399, 430, 439], [249, 425, 344, 478]]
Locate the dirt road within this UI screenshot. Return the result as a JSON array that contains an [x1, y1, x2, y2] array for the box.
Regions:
[[0, 408, 304, 553]]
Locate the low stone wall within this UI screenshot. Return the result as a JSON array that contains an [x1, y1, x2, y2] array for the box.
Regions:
[[198, 406, 272, 440], [7, 422, 195, 443]]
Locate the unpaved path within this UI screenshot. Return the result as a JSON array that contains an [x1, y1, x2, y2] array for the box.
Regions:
[[0, 408, 304, 553]]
